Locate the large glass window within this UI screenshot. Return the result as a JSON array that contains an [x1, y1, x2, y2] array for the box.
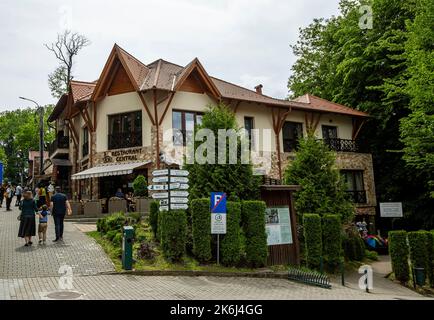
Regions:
[[244, 117, 254, 150], [108, 111, 142, 150], [322, 125, 338, 140], [282, 122, 303, 152], [172, 110, 203, 146]]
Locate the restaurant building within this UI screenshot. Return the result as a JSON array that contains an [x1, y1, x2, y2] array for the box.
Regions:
[[48, 44, 376, 221]]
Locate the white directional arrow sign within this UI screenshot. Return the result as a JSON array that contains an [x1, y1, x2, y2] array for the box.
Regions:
[[152, 176, 169, 183], [159, 205, 169, 212], [152, 169, 169, 176], [170, 203, 189, 210], [170, 170, 189, 177], [148, 184, 166, 191], [171, 191, 189, 197], [170, 197, 189, 204], [170, 176, 189, 183], [151, 192, 169, 199], [178, 184, 189, 190]]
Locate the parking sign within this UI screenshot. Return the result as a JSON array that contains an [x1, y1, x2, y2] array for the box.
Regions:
[[211, 192, 227, 234]]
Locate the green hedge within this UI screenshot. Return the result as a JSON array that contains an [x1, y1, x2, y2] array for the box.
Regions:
[[427, 231, 434, 287], [149, 201, 159, 238], [389, 230, 410, 282], [160, 210, 187, 261], [157, 206, 164, 242], [220, 201, 241, 266], [241, 201, 268, 267], [303, 214, 322, 270], [191, 199, 212, 262], [408, 231, 430, 286], [322, 214, 341, 272]]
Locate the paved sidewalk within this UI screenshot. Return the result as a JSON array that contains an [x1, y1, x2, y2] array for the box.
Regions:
[[1, 205, 431, 300], [0, 206, 114, 279]]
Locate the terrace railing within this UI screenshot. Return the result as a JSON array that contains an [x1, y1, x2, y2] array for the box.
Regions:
[[48, 135, 70, 156], [108, 130, 142, 150]]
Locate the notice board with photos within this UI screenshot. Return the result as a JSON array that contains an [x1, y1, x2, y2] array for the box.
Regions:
[[265, 206, 293, 246]]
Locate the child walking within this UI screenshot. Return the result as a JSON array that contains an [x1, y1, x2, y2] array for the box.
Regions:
[[38, 204, 50, 244]]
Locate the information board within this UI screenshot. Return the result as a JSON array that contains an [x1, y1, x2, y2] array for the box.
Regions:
[[265, 207, 292, 245]]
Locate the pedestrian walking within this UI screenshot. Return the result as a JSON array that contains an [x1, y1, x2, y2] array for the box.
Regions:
[[37, 204, 50, 244], [0, 183, 5, 208], [15, 184, 23, 206], [47, 181, 54, 204], [50, 186, 72, 242], [18, 191, 37, 246], [5, 184, 13, 211]]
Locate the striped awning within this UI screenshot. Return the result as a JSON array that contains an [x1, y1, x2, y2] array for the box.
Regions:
[[71, 161, 151, 180]]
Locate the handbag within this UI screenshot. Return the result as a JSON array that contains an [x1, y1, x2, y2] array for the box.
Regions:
[[17, 214, 22, 221]]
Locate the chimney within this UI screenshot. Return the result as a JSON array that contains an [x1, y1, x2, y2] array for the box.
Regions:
[[254, 84, 263, 95]]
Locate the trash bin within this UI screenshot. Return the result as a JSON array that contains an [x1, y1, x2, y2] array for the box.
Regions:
[[122, 226, 134, 270], [414, 267, 426, 286]]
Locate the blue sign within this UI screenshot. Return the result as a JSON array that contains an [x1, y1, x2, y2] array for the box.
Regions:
[[210, 192, 227, 214], [0, 162, 3, 184]]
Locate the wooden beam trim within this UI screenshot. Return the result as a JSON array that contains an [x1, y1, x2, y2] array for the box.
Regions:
[[158, 92, 176, 127], [352, 118, 366, 140], [138, 92, 155, 125], [154, 89, 161, 169]]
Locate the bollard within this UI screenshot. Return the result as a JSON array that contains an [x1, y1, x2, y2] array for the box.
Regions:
[[122, 226, 134, 270]]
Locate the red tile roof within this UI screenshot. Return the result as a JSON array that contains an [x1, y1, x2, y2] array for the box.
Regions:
[[293, 94, 368, 117], [70, 80, 96, 103]]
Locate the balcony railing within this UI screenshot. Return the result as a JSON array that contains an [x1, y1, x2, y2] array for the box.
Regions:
[[346, 190, 367, 204], [48, 135, 70, 156], [323, 138, 359, 152], [108, 131, 142, 150]]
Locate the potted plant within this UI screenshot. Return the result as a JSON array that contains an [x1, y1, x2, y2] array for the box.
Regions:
[[132, 175, 151, 215]]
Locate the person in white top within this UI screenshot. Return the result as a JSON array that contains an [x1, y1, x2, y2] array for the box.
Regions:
[[15, 184, 23, 206], [47, 182, 55, 204]]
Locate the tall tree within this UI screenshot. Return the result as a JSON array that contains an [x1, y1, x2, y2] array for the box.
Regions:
[[284, 135, 354, 223], [288, 0, 434, 229], [45, 30, 90, 98], [184, 104, 261, 201], [0, 106, 55, 183]]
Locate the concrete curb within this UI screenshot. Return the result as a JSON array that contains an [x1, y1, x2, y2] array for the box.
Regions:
[[99, 270, 289, 279]]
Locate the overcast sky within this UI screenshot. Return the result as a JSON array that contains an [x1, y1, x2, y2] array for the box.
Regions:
[[0, 0, 340, 111]]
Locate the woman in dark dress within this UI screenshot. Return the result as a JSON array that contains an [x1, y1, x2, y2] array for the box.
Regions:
[[18, 191, 37, 246]]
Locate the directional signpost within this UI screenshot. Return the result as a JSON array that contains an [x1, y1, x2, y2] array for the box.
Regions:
[[150, 168, 190, 212], [210, 192, 227, 265]]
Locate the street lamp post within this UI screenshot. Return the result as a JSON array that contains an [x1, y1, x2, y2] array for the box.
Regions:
[[19, 97, 44, 179]]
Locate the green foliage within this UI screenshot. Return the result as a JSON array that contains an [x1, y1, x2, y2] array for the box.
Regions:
[[284, 135, 354, 222], [288, 0, 434, 229], [105, 212, 127, 232], [241, 201, 268, 267], [160, 210, 187, 261], [184, 103, 261, 202], [303, 214, 322, 270], [426, 231, 434, 287], [0, 106, 55, 183], [389, 230, 410, 282], [365, 250, 379, 261], [322, 214, 342, 271], [149, 201, 159, 238], [132, 175, 148, 197], [400, 0, 434, 199], [408, 231, 430, 273], [220, 201, 242, 266], [191, 199, 212, 262]]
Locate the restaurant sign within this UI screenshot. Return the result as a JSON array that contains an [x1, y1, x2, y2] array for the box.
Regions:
[[103, 148, 143, 163]]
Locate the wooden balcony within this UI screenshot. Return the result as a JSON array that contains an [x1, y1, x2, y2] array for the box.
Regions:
[[48, 136, 69, 157], [323, 138, 360, 152]]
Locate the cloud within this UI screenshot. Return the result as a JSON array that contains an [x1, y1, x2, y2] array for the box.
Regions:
[[0, 0, 340, 110]]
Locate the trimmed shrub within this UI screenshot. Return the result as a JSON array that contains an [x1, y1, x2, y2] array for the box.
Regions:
[[132, 175, 148, 197], [241, 200, 268, 267], [149, 201, 159, 238], [408, 231, 430, 286], [157, 205, 164, 242], [354, 236, 366, 261], [191, 199, 212, 262], [389, 230, 410, 282], [429, 231, 434, 287], [105, 212, 127, 232], [160, 210, 187, 261], [303, 214, 322, 270], [322, 214, 342, 272], [220, 201, 241, 266], [343, 235, 356, 261]]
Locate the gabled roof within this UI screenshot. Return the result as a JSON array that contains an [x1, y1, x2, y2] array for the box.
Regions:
[[52, 44, 369, 119], [293, 94, 368, 117]]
